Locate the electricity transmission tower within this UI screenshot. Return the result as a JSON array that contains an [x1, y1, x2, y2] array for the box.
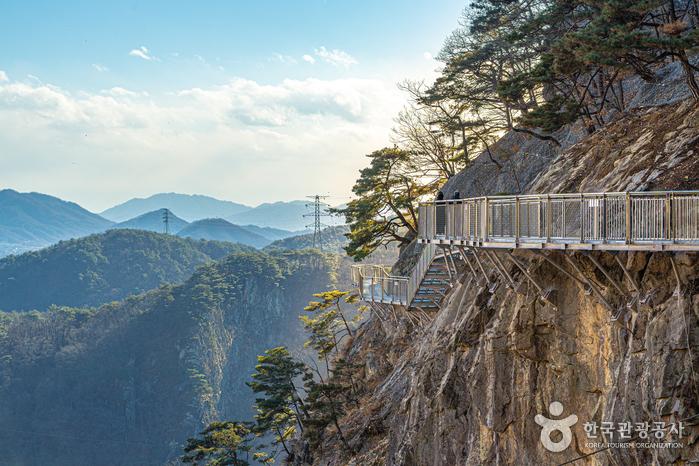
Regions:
[[303, 195, 331, 250], [162, 209, 170, 234]]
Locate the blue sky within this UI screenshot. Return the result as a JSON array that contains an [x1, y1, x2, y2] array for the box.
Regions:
[[0, 0, 465, 211]]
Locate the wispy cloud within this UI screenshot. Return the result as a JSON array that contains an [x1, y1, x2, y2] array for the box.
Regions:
[[92, 63, 109, 72], [102, 87, 149, 98], [0, 70, 8, 82], [129, 46, 157, 61], [271, 53, 298, 65], [302, 54, 316, 64], [314, 46, 358, 68]]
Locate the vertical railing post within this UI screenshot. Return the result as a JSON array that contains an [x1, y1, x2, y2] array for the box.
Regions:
[[515, 196, 520, 244], [665, 192, 672, 242], [625, 192, 631, 244], [601, 194, 607, 243], [546, 194, 552, 242], [465, 202, 470, 241], [580, 193, 585, 243], [483, 197, 489, 243], [381, 275, 384, 303]]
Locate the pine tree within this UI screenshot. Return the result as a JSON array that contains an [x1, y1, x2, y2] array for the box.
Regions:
[[247, 347, 310, 456], [334, 148, 430, 260], [182, 421, 272, 465]]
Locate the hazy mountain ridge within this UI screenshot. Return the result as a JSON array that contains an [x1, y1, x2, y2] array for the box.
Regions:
[[176, 218, 272, 248], [0, 192, 324, 258], [228, 200, 345, 231], [100, 193, 251, 222], [0, 189, 113, 257]]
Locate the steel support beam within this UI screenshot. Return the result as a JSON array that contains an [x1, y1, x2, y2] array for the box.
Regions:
[[613, 254, 642, 295]]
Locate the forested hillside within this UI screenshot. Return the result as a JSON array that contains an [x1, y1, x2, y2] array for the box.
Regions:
[[0, 249, 335, 466], [0, 229, 249, 311], [265, 225, 350, 253]]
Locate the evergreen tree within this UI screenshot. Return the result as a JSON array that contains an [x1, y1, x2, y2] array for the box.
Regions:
[[247, 347, 310, 456], [335, 148, 431, 260], [182, 421, 272, 466]]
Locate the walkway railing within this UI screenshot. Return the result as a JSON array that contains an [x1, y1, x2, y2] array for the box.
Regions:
[[418, 191, 699, 250], [351, 243, 436, 306]]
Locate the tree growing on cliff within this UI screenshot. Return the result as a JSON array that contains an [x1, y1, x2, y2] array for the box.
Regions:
[[301, 291, 361, 370], [247, 346, 310, 456], [335, 147, 432, 260], [301, 369, 354, 453], [182, 421, 272, 465]]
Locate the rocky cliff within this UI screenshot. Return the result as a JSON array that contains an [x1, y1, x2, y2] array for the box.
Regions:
[[302, 64, 699, 465]]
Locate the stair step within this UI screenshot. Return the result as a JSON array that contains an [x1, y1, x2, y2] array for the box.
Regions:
[[419, 284, 450, 290]]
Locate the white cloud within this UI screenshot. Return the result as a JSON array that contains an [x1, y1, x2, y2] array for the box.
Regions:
[[102, 87, 149, 98], [92, 63, 109, 72], [272, 53, 298, 65], [177, 77, 388, 125], [314, 46, 358, 68], [129, 46, 157, 61], [423, 51, 433, 61], [302, 54, 316, 64], [0, 75, 403, 210], [0, 70, 8, 82]]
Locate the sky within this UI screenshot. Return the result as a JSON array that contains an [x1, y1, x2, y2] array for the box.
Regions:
[[0, 0, 465, 212]]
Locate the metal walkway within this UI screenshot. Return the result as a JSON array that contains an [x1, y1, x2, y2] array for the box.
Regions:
[[350, 243, 436, 307], [352, 190, 699, 308], [418, 191, 699, 251]]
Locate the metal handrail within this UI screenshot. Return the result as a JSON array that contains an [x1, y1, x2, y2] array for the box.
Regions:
[[418, 190, 699, 249], [350, 242, 436, 307]]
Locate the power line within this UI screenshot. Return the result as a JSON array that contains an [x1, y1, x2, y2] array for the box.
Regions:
[[303, 195, 331, 251]]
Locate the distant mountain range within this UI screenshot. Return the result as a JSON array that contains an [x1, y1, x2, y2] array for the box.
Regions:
[[100, 193, 250, 222], [0, 190, 342, 257], [100, 193, 344, 230], [0, 189, 113, 257], [177, 218, 272, 248], [228, 200, 344, 231]]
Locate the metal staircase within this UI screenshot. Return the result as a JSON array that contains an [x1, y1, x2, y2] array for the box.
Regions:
[[411, 254, 453, 309], [351, 244, 466, 310]]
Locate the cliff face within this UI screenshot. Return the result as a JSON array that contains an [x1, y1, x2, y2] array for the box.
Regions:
[[0, 250, 334, 466], [315, 250, 698, 465], [305, 83, 699, 464]]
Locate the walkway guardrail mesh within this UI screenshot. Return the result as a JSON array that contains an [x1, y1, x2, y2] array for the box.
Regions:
[[351, 243, 436, 307], [419, 191, 699, 247]]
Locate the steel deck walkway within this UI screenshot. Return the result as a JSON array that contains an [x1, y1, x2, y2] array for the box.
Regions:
[[352, 190, 699, 308]]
